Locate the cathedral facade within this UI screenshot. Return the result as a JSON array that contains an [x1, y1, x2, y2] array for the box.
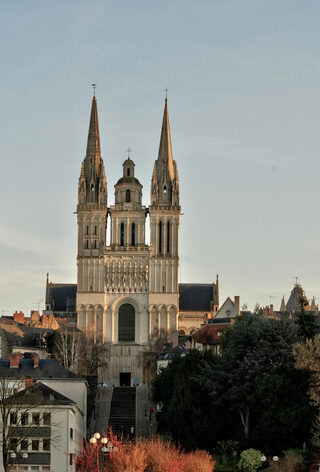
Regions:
[[75, 95, 218, 385]]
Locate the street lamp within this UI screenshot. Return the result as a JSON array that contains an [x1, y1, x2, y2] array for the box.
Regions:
[[10, 452, 28, 468], [261, 455, 279, 467], [89, 433, 109, 470]]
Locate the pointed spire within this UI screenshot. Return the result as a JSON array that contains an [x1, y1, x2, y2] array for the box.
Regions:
[[78, 94, 107, 207], [280, 296, 287, 312], [157, 97, 175, 180], [86, 96, 101, 162], [311, 296, 316, 312]]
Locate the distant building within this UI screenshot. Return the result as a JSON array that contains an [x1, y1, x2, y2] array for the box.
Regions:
[[46, 95, 220, 386], [192, 318, 231, 353], [44, 274, 77, 324]]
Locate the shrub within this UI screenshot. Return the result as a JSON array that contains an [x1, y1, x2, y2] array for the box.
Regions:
[[183, 449, 215, 472], [77, 434, 215, 472], [267, 451, 306, 472], [238, 448, 263, 472], [108, 439, 146, 472], [143, 437, 184, 472]]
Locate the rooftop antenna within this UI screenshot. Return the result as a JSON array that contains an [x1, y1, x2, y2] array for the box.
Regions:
[[32, 299, 44, 312], [92, 83, 97, 97]]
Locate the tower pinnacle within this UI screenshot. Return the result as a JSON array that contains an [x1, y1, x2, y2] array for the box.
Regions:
[[78, 96, 107, 206], [85, 96, 101, 163], [150, 98, 179, 207]]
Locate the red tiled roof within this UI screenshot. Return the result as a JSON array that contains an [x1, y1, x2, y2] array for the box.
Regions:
[[192, 323, 229, 345]]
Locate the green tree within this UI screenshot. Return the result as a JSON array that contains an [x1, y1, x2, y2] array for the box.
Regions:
[[196, 315, 313, 451], [152, 350, 220, 451], [295, 298, 317, 340]]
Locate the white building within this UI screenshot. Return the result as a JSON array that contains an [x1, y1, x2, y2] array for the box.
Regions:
[[0, 354, 87, 472]]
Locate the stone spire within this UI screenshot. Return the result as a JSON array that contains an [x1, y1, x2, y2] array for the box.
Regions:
[[78, 96, 107, 206], [157, 97, 175, 180], [280, 296, 287, 312], [85, 96, 101, 163], [151, 98, 179, 207], [311, 296, 317, 312]]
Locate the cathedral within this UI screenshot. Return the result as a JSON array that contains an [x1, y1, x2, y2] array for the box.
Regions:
[[46, 94, 219, 386]]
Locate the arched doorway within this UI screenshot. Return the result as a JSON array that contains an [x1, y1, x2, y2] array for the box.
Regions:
[[118, 303, 135, 342]]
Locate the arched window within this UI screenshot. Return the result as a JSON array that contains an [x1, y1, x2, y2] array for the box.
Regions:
[[118, 304, 135, 342], [120, 223, 124, 247], [167, 221, 170, 254], [127, 168, 130, 177], [126, 190, 131, 202], [159, 221, 163, 253], [131, 222, 135, 246]]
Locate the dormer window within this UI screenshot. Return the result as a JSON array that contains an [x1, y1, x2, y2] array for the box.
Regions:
[[91, 184, 94, 192], [163, 185, 167, 193]]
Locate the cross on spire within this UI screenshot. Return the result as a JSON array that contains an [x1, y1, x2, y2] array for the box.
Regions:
[[165, 88, 168, 100], [127, 147, 131, 159], [92, 83, 97, 97]]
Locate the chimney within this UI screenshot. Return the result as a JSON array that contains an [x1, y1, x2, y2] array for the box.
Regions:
[[13, 311, 25, 324], [33, 355, 39, 368], [235, 296, 240, 315], [9, 353, 23, 368], [25, 376, 33, 389]]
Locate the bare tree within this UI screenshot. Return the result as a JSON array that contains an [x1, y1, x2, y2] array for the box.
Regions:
[[46, 327, 83, 374], [142, 328, 171, 384]]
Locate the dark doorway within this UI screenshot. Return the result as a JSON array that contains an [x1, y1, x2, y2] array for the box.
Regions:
[[120, 372, 131, 386]]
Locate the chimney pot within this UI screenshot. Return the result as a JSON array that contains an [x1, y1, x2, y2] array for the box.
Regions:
[[9, 353, 23, 368], [33, 355, 39, 368]]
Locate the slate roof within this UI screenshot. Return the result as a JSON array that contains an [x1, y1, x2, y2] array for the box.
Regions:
[[0, 322, 52, 349], [158, 344, 189, 361], [0, 358, 83, 380], [179, 283, 216, 312], [45, 282, 219, 313], [207, 317, 233, 325], [286, 284, 311, 313], [9, 382, 75, 405], [46, 284, 77, 312]]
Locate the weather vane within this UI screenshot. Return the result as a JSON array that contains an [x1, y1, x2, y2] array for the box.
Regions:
[[92, 83, 97, 97], [165, 88, 168, 100], [127, 147, 131, 159]]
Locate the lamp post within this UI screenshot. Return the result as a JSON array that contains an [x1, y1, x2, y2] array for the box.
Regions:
[[10, 452, 28, 469], [89, 433, 110, 471]]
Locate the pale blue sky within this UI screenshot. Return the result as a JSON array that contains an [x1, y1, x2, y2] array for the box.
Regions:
[[0, 0, 319, 314]]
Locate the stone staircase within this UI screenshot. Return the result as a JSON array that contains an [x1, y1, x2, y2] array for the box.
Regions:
[[108, 387, 136, 439]]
